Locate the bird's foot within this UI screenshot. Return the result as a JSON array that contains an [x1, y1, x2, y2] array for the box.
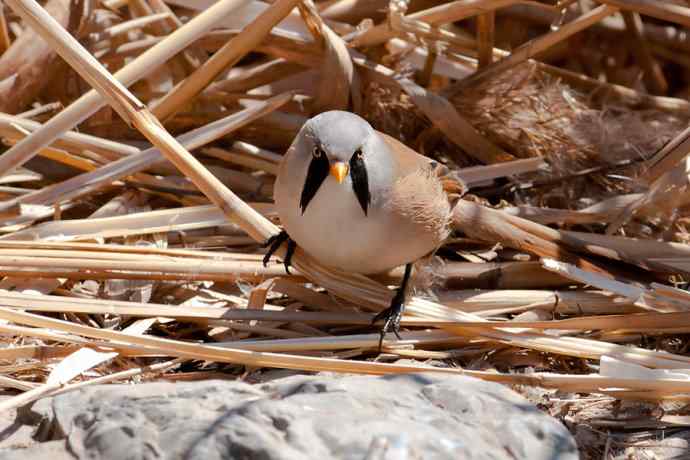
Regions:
[[261, 230, 297, 274], [371, 288, 405, 351]]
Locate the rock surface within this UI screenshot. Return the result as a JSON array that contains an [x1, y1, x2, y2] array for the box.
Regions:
[[1, 373, 578, 460]]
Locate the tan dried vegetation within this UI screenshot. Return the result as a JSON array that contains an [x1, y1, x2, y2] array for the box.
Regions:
[[2, 0, 690, 456]]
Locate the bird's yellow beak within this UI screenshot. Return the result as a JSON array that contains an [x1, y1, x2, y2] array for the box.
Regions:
[[330, 161, 348, 184]]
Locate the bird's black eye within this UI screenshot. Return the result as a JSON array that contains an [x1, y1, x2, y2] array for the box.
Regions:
[[313, 146, 323, 158]]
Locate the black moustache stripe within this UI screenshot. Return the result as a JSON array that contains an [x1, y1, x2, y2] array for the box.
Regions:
[[299, 153, 330, 214], [350, 152, 371, 216]]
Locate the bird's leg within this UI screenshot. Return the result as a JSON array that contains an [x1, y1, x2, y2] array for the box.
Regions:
[[261, 230, 297, 274], [371, 263, 413, 351]]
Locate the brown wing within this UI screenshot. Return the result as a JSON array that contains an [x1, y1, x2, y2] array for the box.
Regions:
[[378, 131, 433, 175], [379, 130, 466, 201], [379, 132, 465, 242], [386, 165, 453, 243]]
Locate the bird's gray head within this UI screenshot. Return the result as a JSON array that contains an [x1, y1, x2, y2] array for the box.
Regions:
[[302, 111, 374, 163], [291, 111, 394, 217]]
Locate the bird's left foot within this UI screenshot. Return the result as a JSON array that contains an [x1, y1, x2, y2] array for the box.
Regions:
[[371, 288, 406, 351], [261, 230, 297, 274], [372, 263, 413, 351]]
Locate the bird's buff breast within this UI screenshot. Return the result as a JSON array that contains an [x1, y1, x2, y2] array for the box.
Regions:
[[274, 175, 441, 274]]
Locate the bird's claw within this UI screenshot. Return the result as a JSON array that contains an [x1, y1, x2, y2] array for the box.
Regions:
[[371, 290, 405, 351], [261, 230, 296, 274]]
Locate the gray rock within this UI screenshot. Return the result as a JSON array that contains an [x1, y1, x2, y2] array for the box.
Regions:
[[4, 374, 578, 460]]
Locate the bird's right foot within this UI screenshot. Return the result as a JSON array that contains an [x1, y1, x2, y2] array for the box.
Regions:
[[261, 230, 296, 274]]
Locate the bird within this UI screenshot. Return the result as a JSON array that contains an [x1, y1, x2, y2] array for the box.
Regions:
[[264, 110, 465, 347]]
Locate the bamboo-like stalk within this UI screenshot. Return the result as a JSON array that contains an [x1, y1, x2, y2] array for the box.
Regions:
[[204, 144, 280, 175], [621, 11, 667, 94], [11, 0, 690, 391], [0, 94, 290, 228], [0, 287, 638, 325], [0, 344, 80, 361], [352, 0, 540, 48], [447, 5, 619, 92], [0, 322, 91, 345], [217, 331, 469, 352], [0, 240, 268, 259], [0, 205, 255, 241], [439, 289, 638, 315], [598, 0, 690, 28], [0, 3, 11, 54], [452, 200, 616, 276], [209, 58, 303, 94], [0, 291, 365, 322], [0, 382, 61, 409], [150, 0, 302, 121], [0, 375, 37, 391], [476, 11, 495, 68], [8, 307, 690, 398], [91, 12, 172, 41], [537, 60, 690, 114], [0, 0, 252, 182], [0, 306, 467, 375], [352, 51, 514, 164], [387, 0, 478, 55], [1, 288, 676, 333], [0, 112, 142, 159], [47, 358, 183, 397], [560, 230, 690, 275], [0, 255, 300, 281]]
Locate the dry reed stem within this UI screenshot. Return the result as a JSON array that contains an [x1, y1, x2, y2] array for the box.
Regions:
[[0, 112, 142, 159], [387, 0, 477, 55], [0, 93, 291, 228], [560, 230, 690, 275], [452, 200, 615, 276], [298, 0, 355, 113], [0, 306, 467, 375], [352, 51, 514, 164], [0, 344, 80, 361], [3, 0, 391, 330], [1, 288, 677, 333], [448, 5, 619, 92], [0, 375, 38, 391], [0, 288, 632, 320], [0, 3, 11, 54], [0, 205, 255, 241], [0, 382, 62, 410], [537, 60, 690, 114], [0, 309, 690, 396], [0, 0, 252, 183], [0, 257, 298, 282], [0, 347, 119, 411], [7, 306, 690, 399], [456, 200, 690, 278], [352, 0, 542, 48], [621, 11, 667, 95], [640, 130, 690, 187], [94, 12, 172, 41], [476, 11, 495, 68], [5, 0, 690, 412], [599, 0, 690, 28], [47, 358, 183, 398], [151, 0, 302, 121]]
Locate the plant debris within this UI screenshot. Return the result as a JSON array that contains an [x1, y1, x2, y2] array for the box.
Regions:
[[2, 1, 690, 457]]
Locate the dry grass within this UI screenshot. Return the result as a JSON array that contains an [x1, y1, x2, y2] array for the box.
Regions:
[[2, 0, 690, 457]]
